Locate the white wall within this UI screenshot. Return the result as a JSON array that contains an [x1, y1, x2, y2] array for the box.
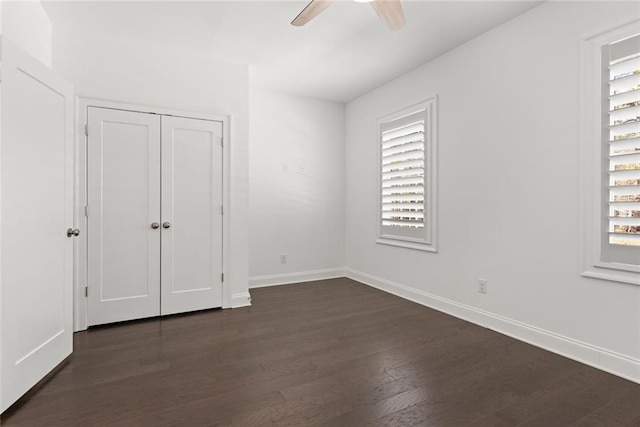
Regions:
[[1, 1, 52, 67], [249, 89, 345, 287], [51, 28, 251, 310], [345, 1, 640, 381]]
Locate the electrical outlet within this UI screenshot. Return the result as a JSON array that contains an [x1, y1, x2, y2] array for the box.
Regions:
[[282, 164, 288, 173], [478, 278, 488, 294], [280, 254, 287, 264]]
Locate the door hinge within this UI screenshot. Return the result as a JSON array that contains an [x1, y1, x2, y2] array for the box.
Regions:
[[221, 205, 224, 215], [220, 137, 224, 148], [85, 286, 88, 297], [84, 124, 89, 136], [221, 273, 224, 282], [84, 205, 89, 217]]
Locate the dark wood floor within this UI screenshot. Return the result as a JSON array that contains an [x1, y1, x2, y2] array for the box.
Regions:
[[2, 278, 639, 426]]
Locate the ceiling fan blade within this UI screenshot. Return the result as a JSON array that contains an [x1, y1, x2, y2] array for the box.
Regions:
[[291, 0, 335, 27], [370, 0, 405, 31]]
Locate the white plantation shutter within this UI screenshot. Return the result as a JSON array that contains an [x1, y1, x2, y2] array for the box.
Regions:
[[602, 33, 640, 265], [381, 115, 425, 229], [378, 98, 438, 252]]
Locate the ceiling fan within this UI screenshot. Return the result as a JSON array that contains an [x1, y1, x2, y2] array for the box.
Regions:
[[291, 0, 405, 31]]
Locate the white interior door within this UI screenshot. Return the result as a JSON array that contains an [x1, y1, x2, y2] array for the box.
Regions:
[[87, 108, 161, 326], [0, 37, 74, 412], [161, 116, 223, 315]]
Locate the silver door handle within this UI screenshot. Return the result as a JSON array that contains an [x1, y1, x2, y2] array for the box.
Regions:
[[67, 228, 80, 237], [162, 222, 171, 229], [151, 222, 160, 229]]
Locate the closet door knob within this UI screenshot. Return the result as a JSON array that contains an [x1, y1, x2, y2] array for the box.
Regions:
[[151, 222, 160, 229], [162, 222, 171, 229], [67, 228, 80, 237]]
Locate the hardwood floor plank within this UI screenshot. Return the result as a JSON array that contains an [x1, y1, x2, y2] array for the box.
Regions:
[[218, 395, 341, 426], [112, 389, 286, 427], [280, 376, 350, 402], [517, 374, 637, 427], [271, 401, 353, 426], [572, 387, 640, 426], [470, 367, 612, 426], [322, 385, 432, 426], [626, 415, 640, 427]]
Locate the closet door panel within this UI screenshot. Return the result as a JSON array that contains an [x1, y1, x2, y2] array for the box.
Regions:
[[87, 108, 161, 326], [161, 116, 223, 315]]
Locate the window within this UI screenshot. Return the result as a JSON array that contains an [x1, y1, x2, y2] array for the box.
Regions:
[[605, 35, 640, 254], [581, 22, 640, 285], [377, 97, 437, 252]]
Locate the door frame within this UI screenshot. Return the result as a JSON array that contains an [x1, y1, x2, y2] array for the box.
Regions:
[[74, 97, 232, 331]]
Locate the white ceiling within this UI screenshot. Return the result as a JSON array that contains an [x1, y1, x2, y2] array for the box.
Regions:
[[43, 0, 542, 102]]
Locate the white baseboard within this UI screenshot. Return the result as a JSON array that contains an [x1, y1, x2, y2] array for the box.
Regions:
[[249, 267, 347, 289], [346, 268, 640, 384], [230, 292, 252, 308]]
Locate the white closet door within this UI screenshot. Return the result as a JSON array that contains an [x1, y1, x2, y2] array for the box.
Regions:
[[161, 116, 223, 315], [87, 108, 161, 326], [1, 38, 74, 412]]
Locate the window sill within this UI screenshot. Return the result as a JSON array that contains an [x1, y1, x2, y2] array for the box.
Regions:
[[376, 237, 437, 253], [582, 265, 640, 286]]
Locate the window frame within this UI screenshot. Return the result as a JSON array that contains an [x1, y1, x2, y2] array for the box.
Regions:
[[580, 20, 640, 286], [376, 97, 438, 252]]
